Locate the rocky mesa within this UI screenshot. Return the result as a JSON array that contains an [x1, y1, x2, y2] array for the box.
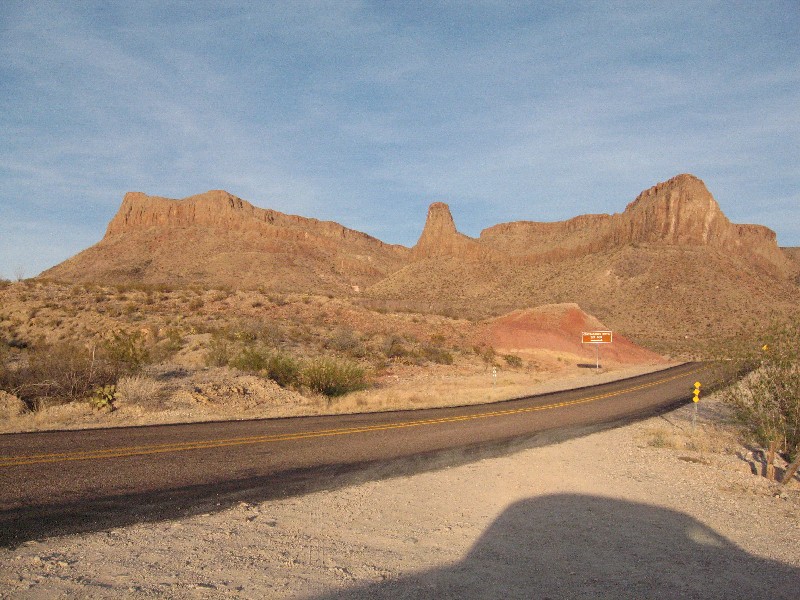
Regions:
[[41, 174, 798, 350], [45, 189, 409, 293]]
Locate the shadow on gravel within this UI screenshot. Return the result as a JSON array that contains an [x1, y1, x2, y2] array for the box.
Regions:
[[309, 494, 800, 600]]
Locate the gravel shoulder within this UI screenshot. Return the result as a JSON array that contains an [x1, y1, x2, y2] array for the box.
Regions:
[[1, 393, 798, 599]]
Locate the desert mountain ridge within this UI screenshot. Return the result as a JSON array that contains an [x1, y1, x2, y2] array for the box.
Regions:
[[412, 174, 789, 274], [41, 174, 799, 350]]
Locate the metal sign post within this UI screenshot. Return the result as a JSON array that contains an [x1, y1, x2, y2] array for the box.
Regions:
[[581, 331, 612, 370]]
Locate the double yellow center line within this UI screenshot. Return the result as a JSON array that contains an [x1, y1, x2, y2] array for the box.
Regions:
[[0, 367, 702, 468]]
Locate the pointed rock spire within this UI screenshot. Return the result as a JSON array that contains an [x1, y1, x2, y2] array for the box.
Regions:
[[411, 202, 482, 260]]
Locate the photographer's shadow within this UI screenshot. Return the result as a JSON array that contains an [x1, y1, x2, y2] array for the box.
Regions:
[[312, 493, 799, 599]]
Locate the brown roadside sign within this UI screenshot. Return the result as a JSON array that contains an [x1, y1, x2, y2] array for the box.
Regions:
[[582, 331, 612, 344]]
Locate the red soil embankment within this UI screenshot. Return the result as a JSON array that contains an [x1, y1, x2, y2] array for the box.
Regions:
[[484, 303, 664, 365]]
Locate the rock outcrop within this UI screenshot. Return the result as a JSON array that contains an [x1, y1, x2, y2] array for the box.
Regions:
[[618, 175, 787, 273], [44, 190, 409, 292], [106, 190, 399, 249], [410, 202, 484, 261], [477, 174, 789, 275]]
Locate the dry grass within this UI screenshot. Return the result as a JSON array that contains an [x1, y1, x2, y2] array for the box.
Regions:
[[643, 395, 741, 457], [330, 360, 671, 416], [0, 390, 27, 419], [115, 375, 164, 406]]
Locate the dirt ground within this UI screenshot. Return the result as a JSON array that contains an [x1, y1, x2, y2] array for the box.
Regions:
[[1, 389, 798, 599]]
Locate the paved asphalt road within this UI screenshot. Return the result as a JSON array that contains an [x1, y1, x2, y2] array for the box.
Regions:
[[0, 362, 715, 547]]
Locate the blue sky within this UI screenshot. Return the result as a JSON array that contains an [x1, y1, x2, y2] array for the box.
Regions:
[[1, 1, 798, 279]]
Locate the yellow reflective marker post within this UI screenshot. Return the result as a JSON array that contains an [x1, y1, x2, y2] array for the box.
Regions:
[[692, 382, 701, 429]]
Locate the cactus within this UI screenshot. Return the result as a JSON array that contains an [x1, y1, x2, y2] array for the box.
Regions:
[[89, 385, 116, 412]]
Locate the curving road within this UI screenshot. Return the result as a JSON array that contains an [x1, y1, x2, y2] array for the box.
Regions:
[[0, 362, 715, 547]]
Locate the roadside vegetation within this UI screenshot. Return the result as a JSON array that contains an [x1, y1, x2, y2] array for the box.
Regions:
[[0, 280, 486, 423], [717, 314, 800, 484]]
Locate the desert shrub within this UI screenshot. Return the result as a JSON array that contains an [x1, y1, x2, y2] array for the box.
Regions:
[[211, 289, 231, 302], [231, 319, 265, 342], [421, 345, 454, 365], [8, 341, 117, 408], [326, 327, 366, 357], [718, 315, 800, 468], [0, 390, 26, 418], [211, 320, 267, 344], [205, 336, 231, 367], [261, 322, 285, 346], [0, 342, 12, 395], [102, 330, 150, 375], [230, 346, 270, 373], [302, 357, 368, 397], [474, 345, 497, 368], [504, 354, 524, 368], [269, 294, 288, 307], [229, 345, 300, 388], [383, 335, 410, 359], [265, 352, 301, 388], [160, 327, 185, 356]]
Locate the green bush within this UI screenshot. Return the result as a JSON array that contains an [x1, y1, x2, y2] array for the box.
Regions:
[[421, 345, 454, 365], [504, 354, 524, 368], [302, 357, 368, 397], [265, 352, 301, 388], [230, 346, 270, 373], [89, 385, 116, 411], [102, 330, 150, 375], [719, 315, 800, 464], [205, 336, 231, 367]]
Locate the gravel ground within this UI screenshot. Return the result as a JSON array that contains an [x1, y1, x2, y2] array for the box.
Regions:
[[1, 395, 798, 599]]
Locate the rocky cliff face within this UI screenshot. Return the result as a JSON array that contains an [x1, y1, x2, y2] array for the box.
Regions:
[[410, 202, 485, 260], [44, 190, 409, 291], [475, 174, 789, 274], [43, 174, 792, 294], [105, 190, 401, 251], [616, 174, 787, 273]]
